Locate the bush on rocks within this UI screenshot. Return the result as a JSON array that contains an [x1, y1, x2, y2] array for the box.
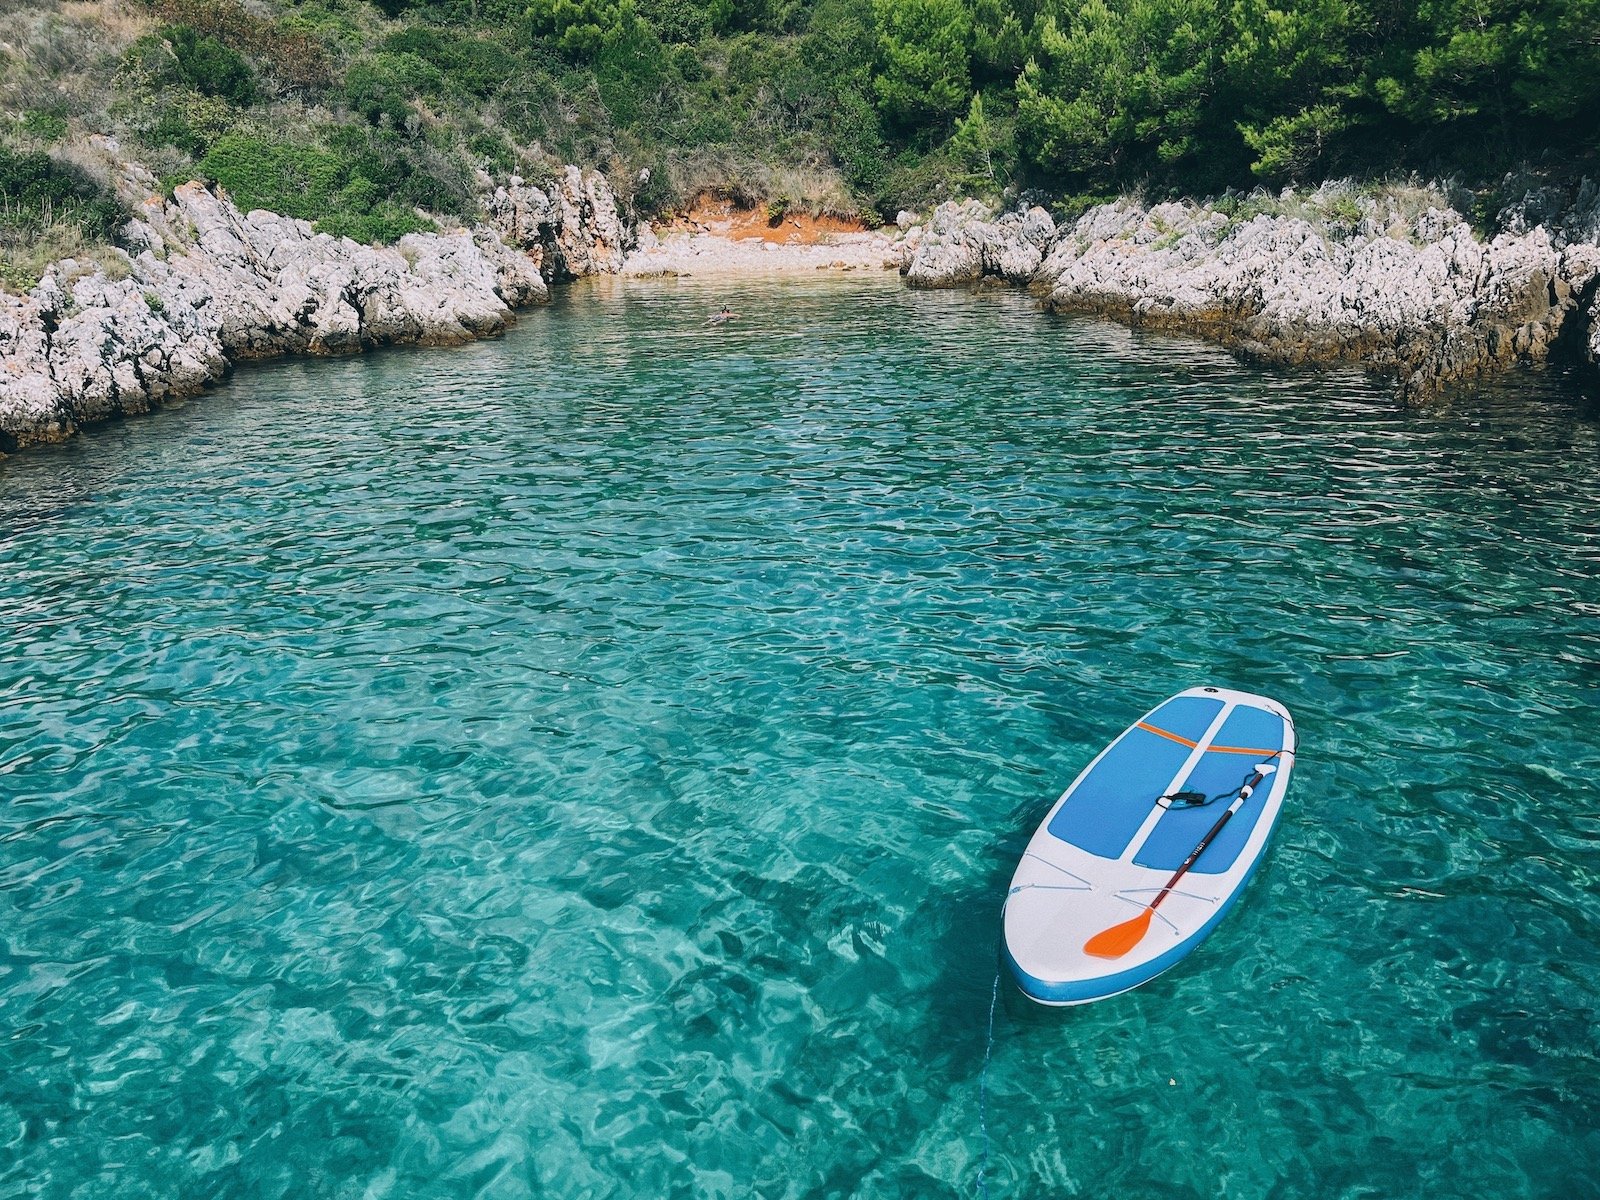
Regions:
[[0, 143, 126, 291], [196, 133, 438, 244]]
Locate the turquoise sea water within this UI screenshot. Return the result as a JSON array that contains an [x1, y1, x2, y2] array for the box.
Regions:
[[2, 275, 1598, 1199]]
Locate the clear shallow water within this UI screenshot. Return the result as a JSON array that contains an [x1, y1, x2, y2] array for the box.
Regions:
[[2, 275, 1598, 1199]]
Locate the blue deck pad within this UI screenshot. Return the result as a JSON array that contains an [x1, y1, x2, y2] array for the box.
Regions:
[[1046, 695, 1225, 860], [1132, 705, 1288, 874]]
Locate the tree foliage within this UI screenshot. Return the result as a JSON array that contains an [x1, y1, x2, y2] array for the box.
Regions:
[[872, 0, 973, 128], [92, 0, 1600, 242], [524, 0, 638, 58]]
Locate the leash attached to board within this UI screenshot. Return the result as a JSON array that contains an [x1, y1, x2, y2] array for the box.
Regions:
[[1083, 758, 1281, 960]]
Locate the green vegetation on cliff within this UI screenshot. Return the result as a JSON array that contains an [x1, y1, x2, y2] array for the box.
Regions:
[[0, 140, 127, 290], [2, 0, 1598, 280]]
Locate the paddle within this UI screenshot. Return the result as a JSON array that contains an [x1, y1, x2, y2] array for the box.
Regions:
[[1082, 762, 1278, 960]]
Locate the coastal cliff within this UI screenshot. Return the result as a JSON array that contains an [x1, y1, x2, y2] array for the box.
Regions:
[[0, 152, 625, 451], [902, 183, 1600, 401], [9, 166, 1600, 455]]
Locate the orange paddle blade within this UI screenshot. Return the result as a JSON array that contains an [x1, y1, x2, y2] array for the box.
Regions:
[[1083, 908, 1154, 959]]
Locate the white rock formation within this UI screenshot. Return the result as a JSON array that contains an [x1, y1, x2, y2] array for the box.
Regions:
[[484, 166, 629, 281], [901, 200, 1056, 288], [2, 172, 562, 449], [1032, 190, 1600, 398]]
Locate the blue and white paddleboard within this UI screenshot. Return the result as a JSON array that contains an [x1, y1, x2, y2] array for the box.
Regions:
[[1003, 686, 1296, 1005]]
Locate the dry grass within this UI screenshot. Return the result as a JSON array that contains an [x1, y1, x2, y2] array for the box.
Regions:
[[0, 1, 154, 118], [0, 199, 128, 293], [1207, 178, 1458, 246], [649, 146, 856, 219]]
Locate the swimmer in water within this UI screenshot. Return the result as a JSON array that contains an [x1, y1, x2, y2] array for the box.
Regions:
[[706, 305, 738, 325]]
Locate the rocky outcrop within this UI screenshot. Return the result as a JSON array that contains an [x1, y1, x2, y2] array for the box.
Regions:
[[1542, 180, 1600, 377], [1032, 187, 1600, 400], [483, 166, 629, 282], [900, 182, 1600, 401], [145, 182, 548, 356], [1, 156, 629, 450], [900, 200, 1057, 288]]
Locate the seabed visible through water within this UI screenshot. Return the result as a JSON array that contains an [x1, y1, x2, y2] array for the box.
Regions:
[[2, 275, 1598, 1198]]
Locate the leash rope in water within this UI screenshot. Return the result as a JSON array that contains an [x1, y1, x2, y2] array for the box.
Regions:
[[977, 967, 1000, 1200]]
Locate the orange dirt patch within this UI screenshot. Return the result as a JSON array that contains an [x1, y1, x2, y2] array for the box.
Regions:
[[657, 195, 871, 245]]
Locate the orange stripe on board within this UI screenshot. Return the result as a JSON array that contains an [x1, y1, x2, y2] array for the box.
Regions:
[[1137, 721, 1198, 748], [1136, 721, 1280, 757]]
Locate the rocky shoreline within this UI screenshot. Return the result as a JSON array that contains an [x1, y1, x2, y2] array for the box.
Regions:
[[6, 163, 1599, 454], [900, 183, 1600, 401], [0, 151, 628, 451]]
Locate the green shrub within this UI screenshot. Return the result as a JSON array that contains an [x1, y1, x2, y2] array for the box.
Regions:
[[390, 145, 474, 212], [828, 87, 888, 200], [875, 150, 961, 216], [140, 0, 332, 91], [315, 201, 434, 244], [0, 144, 126, 291], [670, 43, 704, 81], [0, 145, 124, 240], [524, 0, 637, 60], [21, 110, 69, 143], [1051, 190, 1117, 226], [145, 91, 239, 156], [466, 129, 516, 174], [196, 132, 453, 245], [165, 23, 258, 104], [381, 27, 516, 97], [632, 159, 680, 215], [343, 52, 445, 130], [1323, 192, 1363, 234], [198, 134, 345, 220], [637, 0, 733, 43]]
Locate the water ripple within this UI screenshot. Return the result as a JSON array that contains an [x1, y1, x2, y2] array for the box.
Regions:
[[1, 277, 1597, 1198]]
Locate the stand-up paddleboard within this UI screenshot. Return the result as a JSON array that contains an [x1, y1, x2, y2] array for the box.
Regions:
[[1004, 686, 1296, 1005]]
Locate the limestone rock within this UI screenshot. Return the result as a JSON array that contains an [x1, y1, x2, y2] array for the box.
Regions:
[[902, 201, 1058, 288], [484, 166, 629, 282], [1, 175, 555, 449], [0, 293, 68, 448], [1031, 183, 1600, 401]]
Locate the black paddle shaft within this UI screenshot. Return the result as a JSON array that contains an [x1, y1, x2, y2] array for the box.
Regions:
[[1146, 767, 1266, 914]]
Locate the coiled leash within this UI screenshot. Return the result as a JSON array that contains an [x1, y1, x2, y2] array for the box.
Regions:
[[1155, 750, 1284, 811], [1083, 752, 1285, 959]]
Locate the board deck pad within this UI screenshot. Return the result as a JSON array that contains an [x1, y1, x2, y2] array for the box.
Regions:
[[1004, 687, 1296, 1005]]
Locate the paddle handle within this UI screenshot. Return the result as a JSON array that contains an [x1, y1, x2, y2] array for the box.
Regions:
[[1146, 773, 1260, 913]]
